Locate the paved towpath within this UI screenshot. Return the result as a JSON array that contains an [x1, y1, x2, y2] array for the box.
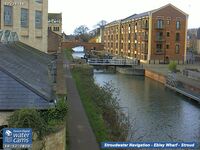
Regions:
[[64, 59, 100, 150]]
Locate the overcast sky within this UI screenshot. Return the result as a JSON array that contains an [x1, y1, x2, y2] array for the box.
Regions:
[[49, 0, 200, 34]]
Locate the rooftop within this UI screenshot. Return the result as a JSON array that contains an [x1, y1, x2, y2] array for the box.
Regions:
[[0, 42, 56, 110], [48, 13, 62, 20]]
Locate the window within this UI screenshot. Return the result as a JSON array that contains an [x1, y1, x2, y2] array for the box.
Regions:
[[116, 43, 118, 48], [167, 32, 170, 37], [128, 24, 131, 31], [156, 19, 164, 29], [21, 8, 28, 27], [175, 44, 180, 54], [135, 22, 137, 30], [134, 43, 137, 49], [156, 44, 163, 52], [156, 32, 163, 41], [35, 11, 42, 28], [176, 21, 181, 30], [134, 33, 137, 39], [176, 33, 180, 41], [35, 0, 43, 3], [128, 34, 130, 40], [167, 20, 170, 25], [4, 5, 13, 25], [128, 43, 131, 49], [166, 44, 170, 49], [121, 26, 124, 33]]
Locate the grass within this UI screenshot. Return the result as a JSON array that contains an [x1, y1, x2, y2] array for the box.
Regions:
[[72, 68, 109, 143], [65, 48, 129, 147], [64, 48, 73, 61]]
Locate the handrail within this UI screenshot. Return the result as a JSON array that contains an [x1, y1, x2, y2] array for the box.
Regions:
[[87, 58, 138, 66]]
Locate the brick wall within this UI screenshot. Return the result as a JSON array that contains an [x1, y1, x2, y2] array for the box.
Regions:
[[151, 5, 187, 61], [145, 69, 166, 84], [61, 41, 104, 51], [48, 30, 62, 54]]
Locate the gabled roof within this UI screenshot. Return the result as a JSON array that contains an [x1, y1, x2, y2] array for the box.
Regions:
[[105, 3, 188, 26], [121, 12, 149, 23], [151, 3, 188, 17], [0, 42, 56, 110], [105, 20, 121, 27], [0, 70, 54, 110]]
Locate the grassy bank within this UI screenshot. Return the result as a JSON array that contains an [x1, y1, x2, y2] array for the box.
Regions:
[[71, 65, 129, 143]]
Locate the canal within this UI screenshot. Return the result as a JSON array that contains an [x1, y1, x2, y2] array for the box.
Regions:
[[94, 71, 200, 143]]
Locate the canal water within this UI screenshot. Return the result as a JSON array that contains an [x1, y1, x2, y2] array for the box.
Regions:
[[94, 72, 200, 143]]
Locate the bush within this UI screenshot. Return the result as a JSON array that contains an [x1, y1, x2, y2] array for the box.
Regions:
[[8, 98, 68, 139], [168, 61, 177, 72], [72, 65, 129, 142], [7, 109, 47, 139]]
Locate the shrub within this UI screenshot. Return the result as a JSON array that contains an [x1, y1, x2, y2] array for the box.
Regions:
[[8, 98, 68, 139], [7, 109, 47, 139], [168, 61, 177, 72], [72, 65, 129, 142]]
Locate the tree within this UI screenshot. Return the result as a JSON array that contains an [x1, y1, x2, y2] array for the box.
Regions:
[[168, 61, 177, 72], [74, 25, 90, 42], [74, 25, 89, 35], [96, 20, 107, 28]]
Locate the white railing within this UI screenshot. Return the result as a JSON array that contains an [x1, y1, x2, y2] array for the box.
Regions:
[[87, 58, 138, 66]]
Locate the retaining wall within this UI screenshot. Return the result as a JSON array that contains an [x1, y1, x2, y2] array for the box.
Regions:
[[145, 69, 166, 84]]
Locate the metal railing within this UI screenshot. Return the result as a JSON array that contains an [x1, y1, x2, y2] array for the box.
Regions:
[[166, 72, 177, 87], [87, 58, 138, 66]]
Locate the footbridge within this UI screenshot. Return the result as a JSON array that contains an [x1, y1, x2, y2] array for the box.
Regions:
[[87, 58, 138, 66]]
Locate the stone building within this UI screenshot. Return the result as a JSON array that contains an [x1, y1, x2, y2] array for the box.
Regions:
[[48, 13, 62, 35], [0, 0, 48, 53], [104, 4, 188, 63]]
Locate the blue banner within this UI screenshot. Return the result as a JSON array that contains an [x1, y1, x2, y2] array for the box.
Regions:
[[3, 128, 32, 149], [101, 142, 197, 149]]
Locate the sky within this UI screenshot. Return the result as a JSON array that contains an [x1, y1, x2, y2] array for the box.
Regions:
[[48, 0, 200, 35]]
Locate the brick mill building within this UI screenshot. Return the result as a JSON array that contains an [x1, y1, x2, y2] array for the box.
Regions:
[[103, 4, 188, 63]]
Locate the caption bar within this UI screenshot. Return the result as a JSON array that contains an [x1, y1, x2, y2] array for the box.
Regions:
[[101, 142, 197, 149]]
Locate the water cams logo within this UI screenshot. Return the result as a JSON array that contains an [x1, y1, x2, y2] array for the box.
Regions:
[[3, 128, 32, 149]]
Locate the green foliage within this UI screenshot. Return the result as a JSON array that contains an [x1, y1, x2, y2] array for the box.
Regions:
[[7, 109, 47, 139], [64, 48, 73, 61], [72, 65, 129, 142], [168, 61, 177, 72], [8, 98, 68, 140]]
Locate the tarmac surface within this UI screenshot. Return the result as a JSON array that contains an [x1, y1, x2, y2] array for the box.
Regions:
[[64, 59, 100, 150]]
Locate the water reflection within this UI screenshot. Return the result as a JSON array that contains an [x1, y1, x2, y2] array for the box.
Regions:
[[94, 72, 200, 142]]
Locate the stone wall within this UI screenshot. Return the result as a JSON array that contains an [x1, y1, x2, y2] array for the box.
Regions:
[[116, 67, 144, 75], [145, 69, 166, 84], [32, 126, 66, 150], [0, 112, 13, 126]]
